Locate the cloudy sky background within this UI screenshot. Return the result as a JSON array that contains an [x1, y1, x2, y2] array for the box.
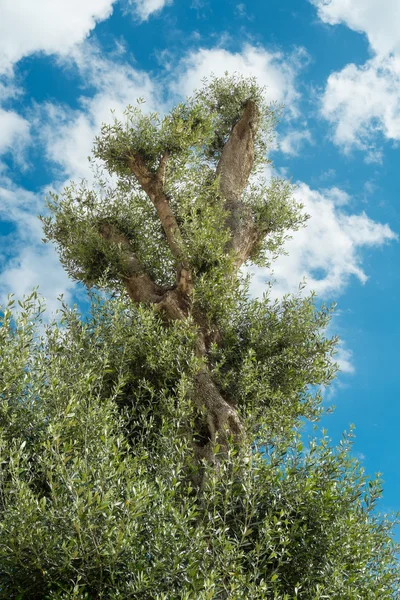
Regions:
[[1, 0, 399, 523]]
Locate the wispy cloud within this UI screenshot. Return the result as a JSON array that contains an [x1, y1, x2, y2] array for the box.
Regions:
[[335, 341, 355, 374], [0, 175, 75, 313], [38, 43, 156, 182], [278, 127, 313, 156], [127, 0, 173, 21], [0, 109, 30, 158]]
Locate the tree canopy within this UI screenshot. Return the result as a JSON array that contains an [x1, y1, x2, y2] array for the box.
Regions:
[[0, 75, 398, 599]]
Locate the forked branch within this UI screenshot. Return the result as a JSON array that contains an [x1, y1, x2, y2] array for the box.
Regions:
[[98, 220, 193, 321]]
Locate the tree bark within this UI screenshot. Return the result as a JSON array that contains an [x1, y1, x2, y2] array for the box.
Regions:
[[216, 100, 260, 267]]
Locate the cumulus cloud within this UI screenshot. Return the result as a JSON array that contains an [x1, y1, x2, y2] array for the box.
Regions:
[[127, 0, 172, 21], [250, 183, 396, 297], [171, 45, 307, 116], [0, 0, 116, 74], [321, 55, 400, 155], [312, 1, 400, 155], [311, 0, 400, 57], [0, 175, 74, 313]]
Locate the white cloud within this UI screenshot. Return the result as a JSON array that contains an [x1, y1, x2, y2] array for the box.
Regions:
[[0, 77, 30, 161], [0, 246, 74, 315], [0, 109, 30, 156], [250, 182, 396, 298], [0, 79, 23, 102], [0, 0, 116, 74], [128, 0, 172, 21], [322, 186, 350, 206], [321, 55, 400, 154], [172, 45, 307, 116], [0, 176, 74, 313], [312, 1, 400, 155], [311, 0, 400, 57]]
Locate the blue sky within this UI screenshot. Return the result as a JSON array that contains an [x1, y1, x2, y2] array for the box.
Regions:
[[0, 0, 399, 522]]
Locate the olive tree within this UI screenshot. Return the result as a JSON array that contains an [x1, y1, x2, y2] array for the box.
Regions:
[[0, 75, 398, 598]]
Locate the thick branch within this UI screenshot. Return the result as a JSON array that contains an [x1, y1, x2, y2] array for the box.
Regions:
[[99, 220, 244, 459], [193, 366, 244, 465], [128, 154, 183, 261], [127, 152, 193, 295], [102, 144, 250, 472], [125, 145, 248, 461], [156, 150, 170, 184], [98, 221, 165, 304], [216, 100, 260, 268], [98, 221, 192, 320]]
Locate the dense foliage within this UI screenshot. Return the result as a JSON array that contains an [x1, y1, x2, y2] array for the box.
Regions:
[[0, 75, 398, 598]]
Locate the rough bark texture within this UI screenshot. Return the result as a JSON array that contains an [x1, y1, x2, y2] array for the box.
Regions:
[[193, 344, 244, 466], [100, 101, 260, 469], [216, 100, 260, 267]]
